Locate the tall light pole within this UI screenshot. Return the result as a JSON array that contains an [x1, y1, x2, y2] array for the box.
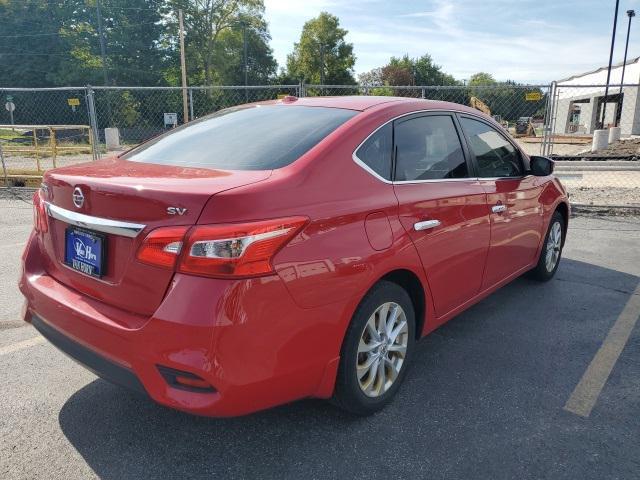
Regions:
[[242, 21, 248, 102], [95, 0, 112, 126], [320, 44, 325, 85], [179, 9, 189, 124], [600, 0, 620, 129], [95, 0, 109, 86], [617, 9, 635, 127]]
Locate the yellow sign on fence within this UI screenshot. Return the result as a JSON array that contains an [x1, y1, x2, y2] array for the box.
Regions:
[[525, 92, 542, 101], [67, 98, 80, 106]]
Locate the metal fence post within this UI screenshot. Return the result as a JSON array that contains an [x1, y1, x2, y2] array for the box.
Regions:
[[548, 82, 560, 157], [0, 142, 8, 187], [541, 83, 552, 156], [85, 86, 100, 160], [189, 87, 194, 121]]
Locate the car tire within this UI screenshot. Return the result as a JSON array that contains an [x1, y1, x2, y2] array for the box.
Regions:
[[332, 281, 416, 416], [527, 211, 565, 282]]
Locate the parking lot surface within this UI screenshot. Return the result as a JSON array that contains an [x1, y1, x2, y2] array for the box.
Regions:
[[1, 196, 639, 480]]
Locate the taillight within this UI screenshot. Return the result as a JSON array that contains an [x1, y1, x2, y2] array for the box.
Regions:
[[136, 226, 189, 269], [32, 191, 48, 233], [136, 217, 307, 278], [179, 216, 308, 278]]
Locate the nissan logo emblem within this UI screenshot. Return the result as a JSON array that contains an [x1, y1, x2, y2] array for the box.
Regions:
[[72, 187, 85, 209]]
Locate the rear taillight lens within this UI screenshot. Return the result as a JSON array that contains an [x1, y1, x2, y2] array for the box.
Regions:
[[136, 217, 307, 278], [32, 191, 48, 233], [136, 226, 189, 269], [179, 216, 308, 278]]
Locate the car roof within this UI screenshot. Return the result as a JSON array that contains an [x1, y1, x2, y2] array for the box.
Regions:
[[256, 95, 489, 117]]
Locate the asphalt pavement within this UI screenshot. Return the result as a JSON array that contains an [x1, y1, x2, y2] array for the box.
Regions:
[[1, 196, 639, 480]]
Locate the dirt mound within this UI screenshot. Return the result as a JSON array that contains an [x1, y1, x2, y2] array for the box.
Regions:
[[592, 138, 640, 158]]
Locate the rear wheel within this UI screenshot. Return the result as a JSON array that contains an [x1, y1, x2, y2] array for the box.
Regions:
[[333, 281, 415, 415], [528, 211, 564, 281]]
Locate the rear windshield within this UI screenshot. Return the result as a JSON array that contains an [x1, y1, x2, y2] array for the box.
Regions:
[[122, 105, 357, 170]]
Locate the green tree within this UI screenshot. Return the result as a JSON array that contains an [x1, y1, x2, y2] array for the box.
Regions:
[[413, 54, 457, 85], [210, 16, 277, 85], [285, 12, 356, 84], [467, 73, 545, 122], [0, 0, 170, 87], [382, 56, 414, 86], [0, 0, 70, 87], [58, 0, 170, 86], [360, 54, 459, 89], [168, 0, 266, 86], [468, 72, 497, 86]]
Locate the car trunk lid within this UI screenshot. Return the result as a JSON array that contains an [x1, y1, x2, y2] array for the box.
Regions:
[[38, 157, 271, 316]]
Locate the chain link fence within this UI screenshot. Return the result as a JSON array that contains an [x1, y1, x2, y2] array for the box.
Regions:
[[1, 83, 638, 206]]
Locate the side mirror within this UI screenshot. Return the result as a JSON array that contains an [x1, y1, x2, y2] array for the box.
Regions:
[[530, 156, 554, 176]]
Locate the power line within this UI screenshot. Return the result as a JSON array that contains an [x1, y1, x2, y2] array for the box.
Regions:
[[0, 20, 166, 39], [0, 32, 63, 38]]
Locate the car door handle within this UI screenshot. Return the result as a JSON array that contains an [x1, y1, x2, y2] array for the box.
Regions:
[[492, 204, 507, 214], [414, 220, 441, 231]]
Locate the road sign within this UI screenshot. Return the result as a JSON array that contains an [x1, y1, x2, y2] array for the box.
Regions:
[[6, 95, 13, 102], [164, 112, 178, 127], [526, 92, 542, 101], [67, 98, 80, 106]]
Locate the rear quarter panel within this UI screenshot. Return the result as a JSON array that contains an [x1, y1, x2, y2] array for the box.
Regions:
[[196, 103, 435, 340]]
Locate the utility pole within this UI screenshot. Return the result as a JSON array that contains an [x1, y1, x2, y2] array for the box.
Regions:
[[179, 9, 189, 124], [617, 9, 635, 126], [242, 21, 248, 102], [601, 0, 620, 129]]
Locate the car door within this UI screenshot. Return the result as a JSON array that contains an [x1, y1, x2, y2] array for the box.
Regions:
[[392, 113, 491, 319], [457, 115, 544, 290]]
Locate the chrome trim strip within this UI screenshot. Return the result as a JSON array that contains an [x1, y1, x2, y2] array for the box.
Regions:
[[351, 108, 525, 185], [45, 202, 146, 238]]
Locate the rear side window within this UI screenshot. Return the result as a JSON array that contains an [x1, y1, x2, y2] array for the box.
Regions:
[[355, 123, 392, 180], [394, 115, 468, 181], [123, 106, 357, 170], [460, 117, 523, 178]]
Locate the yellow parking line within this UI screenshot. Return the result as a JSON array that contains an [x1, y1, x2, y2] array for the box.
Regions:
[[564, 282, 640, 417], [0, 335, 46, 357]]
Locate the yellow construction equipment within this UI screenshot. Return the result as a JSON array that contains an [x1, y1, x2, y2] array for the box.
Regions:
[[469, 97, 509, 128], [469, 96, 492, 116]]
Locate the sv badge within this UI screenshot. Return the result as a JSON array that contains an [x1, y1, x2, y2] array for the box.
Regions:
[[167, 207, 188, 216]]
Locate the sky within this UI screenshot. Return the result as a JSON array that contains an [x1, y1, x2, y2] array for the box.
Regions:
[[264, 0, 640, 84]]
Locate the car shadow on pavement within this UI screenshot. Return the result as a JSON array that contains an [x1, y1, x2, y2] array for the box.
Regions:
[[58, 258, 640, 480]]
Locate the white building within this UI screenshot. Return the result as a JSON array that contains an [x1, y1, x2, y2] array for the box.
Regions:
[[554, 56, 640, 136]]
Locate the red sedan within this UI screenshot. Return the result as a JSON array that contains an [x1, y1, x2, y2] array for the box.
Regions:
[[20, 96, 569, 416]]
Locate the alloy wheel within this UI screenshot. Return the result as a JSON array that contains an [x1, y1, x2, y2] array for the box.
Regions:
[[356, 302, 409, 398], [545, 221, 562, 272]]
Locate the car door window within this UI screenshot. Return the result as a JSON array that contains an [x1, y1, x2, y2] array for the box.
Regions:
[[355, 123, 392, 180], [394, 115, 468, 181], [460, 117, 523, 178]]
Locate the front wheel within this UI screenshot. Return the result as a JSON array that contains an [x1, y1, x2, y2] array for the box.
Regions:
[[332, 281, 415, 416], [528, 211, 565, 281]]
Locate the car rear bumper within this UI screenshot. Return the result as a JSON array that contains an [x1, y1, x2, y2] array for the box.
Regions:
[[20, 233, 347, 417], [31, 314, 147, 396]]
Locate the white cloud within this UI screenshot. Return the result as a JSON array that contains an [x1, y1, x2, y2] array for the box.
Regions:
[[264, 0, 630, 83]]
